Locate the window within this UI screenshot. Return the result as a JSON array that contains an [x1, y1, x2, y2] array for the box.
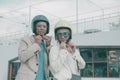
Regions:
[[108, 49, 120, 77], [8, 48, 120, 79], [80, 48, 120, 77], [8, 57, 20, 80]]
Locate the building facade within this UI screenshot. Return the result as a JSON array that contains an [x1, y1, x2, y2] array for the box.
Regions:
[[8, 30, 120, 80]]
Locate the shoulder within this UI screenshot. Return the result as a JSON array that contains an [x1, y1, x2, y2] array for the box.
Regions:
[[20, 35, 33, 42]]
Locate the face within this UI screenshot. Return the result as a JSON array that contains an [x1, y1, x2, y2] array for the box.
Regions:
[[36, 21, 47, 36], [56, 29, 70, 43]]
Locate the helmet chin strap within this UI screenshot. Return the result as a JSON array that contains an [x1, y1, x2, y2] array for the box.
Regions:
[[57, 39, 69, 44], [40, 35, 45, 42]]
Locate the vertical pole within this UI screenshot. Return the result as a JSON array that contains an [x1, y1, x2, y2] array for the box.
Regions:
[[76, 0, 78, 33], [29, 6, 31, 34]]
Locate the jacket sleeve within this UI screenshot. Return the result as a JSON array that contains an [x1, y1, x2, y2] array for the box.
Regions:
[[18, 37, 41, 63], [49, 46, 69, 74], [72, 49, 86, 69]]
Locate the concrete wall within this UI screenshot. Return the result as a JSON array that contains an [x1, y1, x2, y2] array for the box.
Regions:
[[0, 44, 18, 80], [72, 29, 120, 47]]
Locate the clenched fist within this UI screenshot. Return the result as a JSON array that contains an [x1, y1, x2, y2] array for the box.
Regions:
[[34, 35, 43, 44], [60, 42, 67, 49], [66, 42, 75, 54], [43, 35, 51, 47]]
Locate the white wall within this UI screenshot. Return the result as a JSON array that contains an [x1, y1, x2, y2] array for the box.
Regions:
[[72, 29, 120, 47], [0, 44, 18, 80]]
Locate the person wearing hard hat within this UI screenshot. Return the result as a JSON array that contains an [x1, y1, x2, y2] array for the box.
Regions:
[[49, 20, 86, 80], [15, 15, 51, 80]]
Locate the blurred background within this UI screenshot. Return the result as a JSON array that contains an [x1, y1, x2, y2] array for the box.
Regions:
[[0, 0, 120, 80]]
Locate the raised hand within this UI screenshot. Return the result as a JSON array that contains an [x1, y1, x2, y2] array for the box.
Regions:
[[66, 42, 75, 54], [60, 42, 67, 49], [34, 35, 43, 44], [43, 35, 51, 47]]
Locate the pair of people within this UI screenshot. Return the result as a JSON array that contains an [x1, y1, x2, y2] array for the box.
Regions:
[[15, 15, 85, 80]]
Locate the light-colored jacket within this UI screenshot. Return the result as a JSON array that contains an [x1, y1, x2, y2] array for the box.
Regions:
[[49, 43, 86, 80], [15, 35, 49, 80]]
